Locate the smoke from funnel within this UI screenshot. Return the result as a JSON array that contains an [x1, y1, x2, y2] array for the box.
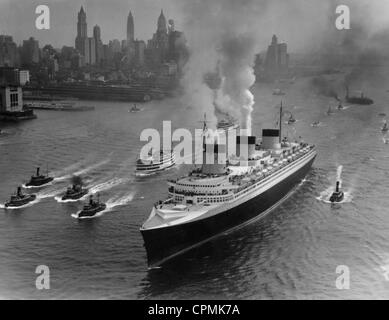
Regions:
[[71, 175, 83, 186]]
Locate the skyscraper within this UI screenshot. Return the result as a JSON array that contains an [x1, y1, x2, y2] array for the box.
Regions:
[[75, 6, 88, 57], [146, 10, 169, 65], [264, 35, 289, 78], [93, 25, 103, 65], [127, 11, 134, 43]]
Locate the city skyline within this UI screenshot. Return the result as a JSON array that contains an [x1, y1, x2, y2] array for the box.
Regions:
[[0, 0, 182, 48]]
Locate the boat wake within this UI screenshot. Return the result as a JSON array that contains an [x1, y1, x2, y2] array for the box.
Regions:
[[54, 158, 110, 182], [22, 181, 54, 189], [88, 177, 129, 194], [36, 188, 64, 199], [54, 193, 89, 203]]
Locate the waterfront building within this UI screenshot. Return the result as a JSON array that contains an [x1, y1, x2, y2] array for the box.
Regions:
[[0, 86, 23, 112]]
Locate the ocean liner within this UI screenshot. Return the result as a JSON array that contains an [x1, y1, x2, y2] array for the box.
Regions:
[[141, 105, 317, 267]]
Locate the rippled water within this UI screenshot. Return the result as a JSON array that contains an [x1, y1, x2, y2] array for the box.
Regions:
[[1, 71, 389, 299]]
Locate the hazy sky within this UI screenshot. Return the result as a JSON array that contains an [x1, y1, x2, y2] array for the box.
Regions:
[[0, 0, 388, 53], [0, 0, 182, 48]]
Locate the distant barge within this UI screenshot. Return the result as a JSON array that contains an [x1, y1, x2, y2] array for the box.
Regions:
[[28, 102, 95, 112], [24, 82, 173, 102]]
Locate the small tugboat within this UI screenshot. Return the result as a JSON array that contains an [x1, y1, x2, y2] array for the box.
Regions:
[[4, 187, 36, 208], [287, 114, 296, 125], [327, 106, 335, 116], [382, 120, 389, 133], [329, 181, 344, 203], [273, 88, 285, 96], [61, 179, 88, 201], [77, 195, 106, 218], [337, 102, 345, 110], [129, 104, 142, 113], [311, 121, 321, 127], [25, 167, 54, 187]]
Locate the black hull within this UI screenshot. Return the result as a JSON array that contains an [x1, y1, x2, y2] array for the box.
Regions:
[[5, 195, 36, 208], [26, 177, 54, 187], [141, 156, 316, 267], [78, 204, 107, 218], [62, 190, 88, 201]]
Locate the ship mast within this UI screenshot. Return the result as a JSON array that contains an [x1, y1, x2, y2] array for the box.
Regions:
[[279, 101, 283, 144]]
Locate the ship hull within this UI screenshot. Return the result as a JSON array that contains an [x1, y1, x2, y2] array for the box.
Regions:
[[141, 154, 316, 268]]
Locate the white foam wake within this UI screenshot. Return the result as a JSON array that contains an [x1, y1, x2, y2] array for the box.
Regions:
[[88, 177, 128, 194], [54, 158, 110, 182]]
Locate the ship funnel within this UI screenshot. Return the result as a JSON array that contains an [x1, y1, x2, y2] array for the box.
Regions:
[[236, 136, 256, 160], [262, 129, 281, 150], [202, 144, 227, 175], [36, 167, 40, 176], [17, 186, 22, 196], [336, 181, 340, 193]]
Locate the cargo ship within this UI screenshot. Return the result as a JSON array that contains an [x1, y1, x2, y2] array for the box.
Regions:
[[345, 87, 374, 105], [140, 105, 317, 267]]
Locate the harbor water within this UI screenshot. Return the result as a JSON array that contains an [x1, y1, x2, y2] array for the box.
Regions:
[[1, 71, 389, 299]]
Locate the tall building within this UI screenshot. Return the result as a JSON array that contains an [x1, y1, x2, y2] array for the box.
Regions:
[[264, 35, 289, 78], [134, 40, 145, 66], [21, 37, 40, 66], [86, 37, 96, 65], [146, 10, 169, 66], [75, 6, 87, 56], [127, 11, 134, 43], [0, 35, 19, 67], [93, 25, 103, 65]]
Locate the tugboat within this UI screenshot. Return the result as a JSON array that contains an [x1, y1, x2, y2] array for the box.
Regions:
[[273, 88, 285, 96], [345, 87, 374, 105], [25, 167, 54, 187], [287, 114, 296, 125], [381, 120, 389, 133], [337, 102, 345, 110], [329, 181, 344, 203], [4, 187, 36, 208], [61, 179, 88, 201], [327, 106, 335, 116], [77, 195, 106, 218], [129, 104, 142, 113], [311, 121, 321, 127], [136, 150, 176, 176]]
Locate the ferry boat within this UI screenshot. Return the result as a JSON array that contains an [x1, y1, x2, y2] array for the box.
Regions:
[[5, 187, 36, 208], [140, 105, 317, 267], [136, 150, 176, 176]]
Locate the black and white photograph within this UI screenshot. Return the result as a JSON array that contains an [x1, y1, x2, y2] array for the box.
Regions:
[[0, 0, 389, 303]]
